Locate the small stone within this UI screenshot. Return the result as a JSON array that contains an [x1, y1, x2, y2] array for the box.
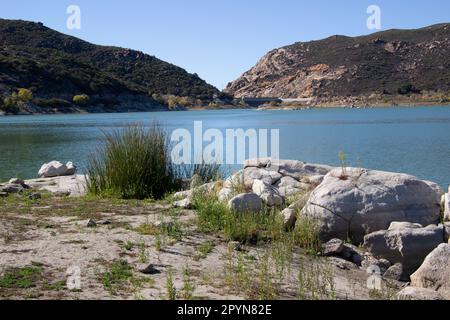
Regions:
[[139, 264, 162, 275], [87, 219, 97, 228], [322, 239, 344, 256], [28, 192, 42, 200], [383, 263, 409, 282], [0, 192, 8, 198]]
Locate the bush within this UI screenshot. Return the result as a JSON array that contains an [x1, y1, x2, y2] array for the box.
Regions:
[[86, 123, 182, 199], [17, 88, 33, 102], [192, 192, 285, 243], [0, 96, 19, 114], [73, 94, 90, 105]]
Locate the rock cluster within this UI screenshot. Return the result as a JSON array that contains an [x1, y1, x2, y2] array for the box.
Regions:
[[1, 161, 85, 197], [173, 158, 449, 300]]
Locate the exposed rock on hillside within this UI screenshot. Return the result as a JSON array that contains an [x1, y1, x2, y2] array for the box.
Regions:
[[226, 24, 450, 106]]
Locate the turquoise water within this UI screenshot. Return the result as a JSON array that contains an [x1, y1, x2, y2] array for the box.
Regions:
[[1, 106, 450, 188]]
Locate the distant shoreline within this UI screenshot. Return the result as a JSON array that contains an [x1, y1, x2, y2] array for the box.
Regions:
[[1, 101, 450, 116]]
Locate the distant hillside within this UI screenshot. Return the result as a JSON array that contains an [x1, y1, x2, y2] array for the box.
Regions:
[[226, 24, 450, 107], [0, 19, 223, 114]]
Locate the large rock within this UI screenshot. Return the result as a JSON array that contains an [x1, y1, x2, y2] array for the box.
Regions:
[[38, 161, 77, 178], [228, 193, 263, 214], [363, 223, 444, 275], [244, 158, 332, 181], [397, 287, 445, 300], [302, 168, 443, 243], [252, 179, 283, 206], [25, 175, 86, 197], [410, 243, 450, 299], [218, 188, 233, 202]]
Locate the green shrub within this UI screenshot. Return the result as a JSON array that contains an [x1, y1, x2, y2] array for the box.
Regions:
[[73, 94, 90, 105], [0, 96, 19, 113], [101, 260, 133, 293], [17, 88, 33, 102], [192, 192, 285, 243], [0, 265, 43, 289], [86, 123, 181, 200]]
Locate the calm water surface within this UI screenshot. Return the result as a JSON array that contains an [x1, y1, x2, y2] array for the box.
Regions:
[[1, 106, 450, 188]]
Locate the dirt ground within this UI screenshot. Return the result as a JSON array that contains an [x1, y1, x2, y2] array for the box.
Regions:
[[0, 192, 404, 300]]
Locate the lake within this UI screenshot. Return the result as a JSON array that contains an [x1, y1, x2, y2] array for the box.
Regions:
[[1, 106, 450, 188]]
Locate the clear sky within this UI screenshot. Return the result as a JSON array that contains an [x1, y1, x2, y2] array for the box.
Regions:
[[1, 0, 449, 89]]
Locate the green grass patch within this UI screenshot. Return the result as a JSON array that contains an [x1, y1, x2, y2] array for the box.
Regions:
[[101, 260, 133, 294], [0, 265, 44, 289]]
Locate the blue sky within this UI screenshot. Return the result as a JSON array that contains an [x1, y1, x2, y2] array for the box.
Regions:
[[1, 0, 449, 89]]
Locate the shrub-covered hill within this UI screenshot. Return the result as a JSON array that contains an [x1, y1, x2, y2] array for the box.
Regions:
[[0, 19, 223, 113]]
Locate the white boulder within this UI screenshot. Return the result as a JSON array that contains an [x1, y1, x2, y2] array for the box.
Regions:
[[302, 168, 443, 242], [410, 243, 450, 299], [38, 161, 77, 178], [363, 224, 444, 275], [228, 193, 263, 214]]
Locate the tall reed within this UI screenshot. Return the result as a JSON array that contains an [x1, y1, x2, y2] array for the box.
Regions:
[[86, 123, 181, 199]]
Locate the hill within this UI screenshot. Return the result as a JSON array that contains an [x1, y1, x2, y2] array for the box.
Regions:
[[225, 24, 450, 107], [0, 19, 223, 114]]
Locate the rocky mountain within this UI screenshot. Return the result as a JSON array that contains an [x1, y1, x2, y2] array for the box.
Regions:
[[0, 19, 223, 114], [226, 24, 450, 106]]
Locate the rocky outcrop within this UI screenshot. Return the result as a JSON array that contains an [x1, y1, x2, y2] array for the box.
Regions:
[[25, 175, 86, 197], [410, 244, 450, 299], [38, 161, 77, 178], [301, 167, 443, 243], [225, 24, 450, 104], [219, 158, 330, 209], [363, 223, 444, 275]]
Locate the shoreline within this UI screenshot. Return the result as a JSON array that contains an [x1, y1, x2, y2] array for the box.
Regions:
[[1, 101, 450, 117]]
